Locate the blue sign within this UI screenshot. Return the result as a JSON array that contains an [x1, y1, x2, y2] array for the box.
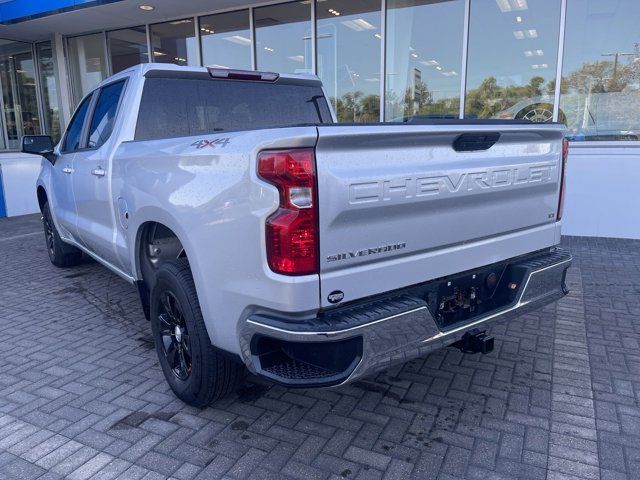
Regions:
[[0, 168, 6, 218], [0, 0, 123, 24]]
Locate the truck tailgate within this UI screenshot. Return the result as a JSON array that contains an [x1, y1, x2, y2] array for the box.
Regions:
[[315, 123, 565, 307]]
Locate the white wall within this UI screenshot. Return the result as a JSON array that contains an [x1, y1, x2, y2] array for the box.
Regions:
[[0, 153, 42, 217], [2, 146, 639, 239], [562, 143, 640, 239]]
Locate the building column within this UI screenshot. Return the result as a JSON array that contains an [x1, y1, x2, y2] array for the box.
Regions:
[[52, 33, 72, 129]]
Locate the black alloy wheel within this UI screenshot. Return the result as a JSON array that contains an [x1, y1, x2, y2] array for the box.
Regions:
[[158, 290, 192, 381], [150, 258, 244, 406], [41, 201, 83, 267], [43, 210, 55, 257]]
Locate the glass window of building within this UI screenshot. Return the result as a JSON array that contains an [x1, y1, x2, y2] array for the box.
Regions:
[[561, 0, 640, 141], [67, 33, 108, 108], [317, 0, 382, 122], [464, 0, 561, 121], [36, 42, 61, 142], [150, 18, 198, 67], [385, 0, 465, 121], [0, 40, 41, 149], [200, 10, 251, 69], [254, 1, 312, 74], [108, 26, 149, 74]]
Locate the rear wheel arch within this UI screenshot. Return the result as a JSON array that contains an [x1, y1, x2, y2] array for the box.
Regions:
[[135, 221, 189, 319]]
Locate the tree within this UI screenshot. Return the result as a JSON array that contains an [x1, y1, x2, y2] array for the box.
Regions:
[[464, 76, 551, 118], [562, 60, 636, 93]]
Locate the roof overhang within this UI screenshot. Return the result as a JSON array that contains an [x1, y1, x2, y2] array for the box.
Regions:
[[0, 0, 263, 42]]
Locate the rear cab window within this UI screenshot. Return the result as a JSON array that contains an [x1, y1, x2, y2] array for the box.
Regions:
[[135, 73, 333, 141]]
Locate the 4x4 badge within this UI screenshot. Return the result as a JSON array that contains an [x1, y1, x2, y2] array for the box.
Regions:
[[191, 137, 230, 149]]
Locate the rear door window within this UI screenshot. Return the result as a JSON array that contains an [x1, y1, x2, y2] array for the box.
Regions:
[[135, 76, 333, 141], [87, 80, 126, 149]]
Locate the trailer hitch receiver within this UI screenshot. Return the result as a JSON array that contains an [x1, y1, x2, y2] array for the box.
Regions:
[[453, 328, 494, 354]]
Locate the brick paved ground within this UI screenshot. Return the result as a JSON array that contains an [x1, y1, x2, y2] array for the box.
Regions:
[[0, 214, 638, 480]]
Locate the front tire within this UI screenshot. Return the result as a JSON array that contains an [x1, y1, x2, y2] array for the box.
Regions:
[[42, 202, 82, 268], [150, 259, 243, 407]]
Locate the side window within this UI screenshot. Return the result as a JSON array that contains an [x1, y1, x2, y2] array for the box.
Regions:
[[87, 80, 125, 149], [61, 94, 92, 153]]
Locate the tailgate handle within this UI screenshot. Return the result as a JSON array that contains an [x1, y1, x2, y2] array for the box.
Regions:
[[453, 132, 500, 152]]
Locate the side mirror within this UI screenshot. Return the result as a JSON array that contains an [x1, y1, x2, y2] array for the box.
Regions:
[[22, 135, 56, 164]]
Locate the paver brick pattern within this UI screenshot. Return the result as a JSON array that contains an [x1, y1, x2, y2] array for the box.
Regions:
[[0, 215, 638, 479]]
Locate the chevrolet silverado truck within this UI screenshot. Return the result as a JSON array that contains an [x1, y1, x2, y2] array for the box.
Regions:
[[22, 64, 571, 407]]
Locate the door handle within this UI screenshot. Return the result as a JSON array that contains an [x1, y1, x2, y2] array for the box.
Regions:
[[62, 167, 73, 174], [92, 167, 106, 177]]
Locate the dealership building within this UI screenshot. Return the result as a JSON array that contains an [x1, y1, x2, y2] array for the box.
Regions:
[[0, 0, 638, 237]]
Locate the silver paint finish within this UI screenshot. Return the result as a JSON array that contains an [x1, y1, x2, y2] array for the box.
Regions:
[[315, 123, 566, 307], [38, 63, 568, 360]]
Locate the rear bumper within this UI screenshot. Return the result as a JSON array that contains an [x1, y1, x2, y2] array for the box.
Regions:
[[239, 247, 571, 387]]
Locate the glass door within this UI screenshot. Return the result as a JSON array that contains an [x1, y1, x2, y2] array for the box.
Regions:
[[0, 41, 41, 149]]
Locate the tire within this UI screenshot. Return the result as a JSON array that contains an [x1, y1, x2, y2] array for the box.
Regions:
[[42, 202, 83, 268], [150, 259, 243, 406], [515, 103, 566, 124]]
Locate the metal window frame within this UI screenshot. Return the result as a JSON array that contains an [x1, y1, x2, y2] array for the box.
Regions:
[[63, 34, 75, 111], [33, 0, 640, 151], [32, 42, 47, 135], [0, 64, 8, 148], [459, 0, 471, 119], [193, 15, 201, 67], [250, 7, 256, 70], [310, 0, 317, 75], [146, 24, 153, 62], [103, 31, 111, 76], [553, 0, 567, 123], [379, 0, 386, 122]]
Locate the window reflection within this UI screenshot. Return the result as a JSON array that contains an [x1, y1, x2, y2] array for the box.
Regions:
[[464, 0, 561, 121], [200, 10, 251, 69], [108, 26, 149, 74], [561, 0, 640, 141], [0, 40, 41, 149], [67, 34, 107, 108], [254, 1, 312, 74], [36, 42, 61, 142], [150, 18, 198, 66], [317, 0, 381, 122], [385, 0, 465, 121]]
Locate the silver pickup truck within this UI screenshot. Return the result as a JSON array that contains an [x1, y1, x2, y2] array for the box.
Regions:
[[22, 64, 571, 407]]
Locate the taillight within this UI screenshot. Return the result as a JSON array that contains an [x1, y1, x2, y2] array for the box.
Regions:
[[557, 138, 569, 221], [258, 148, 319, 275]]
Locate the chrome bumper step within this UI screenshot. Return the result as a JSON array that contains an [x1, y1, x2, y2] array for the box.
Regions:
[[240, 247, 572, 387]]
